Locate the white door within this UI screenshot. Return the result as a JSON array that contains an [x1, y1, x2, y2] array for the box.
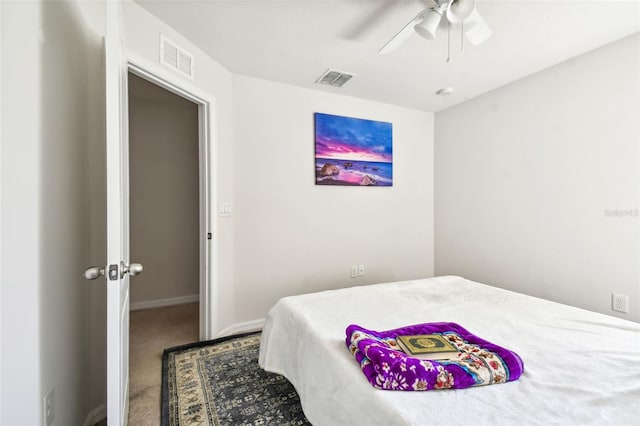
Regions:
[[83, 3, 144, 424], [104, 1, 140, 425]]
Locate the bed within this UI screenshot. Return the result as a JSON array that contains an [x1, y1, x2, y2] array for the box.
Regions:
[[258, 276, 640, 425]]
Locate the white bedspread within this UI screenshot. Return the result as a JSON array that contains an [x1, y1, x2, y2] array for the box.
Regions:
[[258, 276, 640, 425]]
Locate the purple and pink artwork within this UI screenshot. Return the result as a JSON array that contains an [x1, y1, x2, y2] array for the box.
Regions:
[[315, 112, 392, 186]]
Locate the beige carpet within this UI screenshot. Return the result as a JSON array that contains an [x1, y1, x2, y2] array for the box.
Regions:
[[126, 302, 199, 425], [94, 303, 199, 426]]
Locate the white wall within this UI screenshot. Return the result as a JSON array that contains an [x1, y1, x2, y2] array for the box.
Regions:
[[122, 0, 236, 332], [55, 0, 238, 420], [0, 4, 3, 420], [1, 0, 100, 424], [435, 34, 640, 322], [129, 74, 200, 305], [110, 0, 433, 371], [0, 2, 42, 423], [232, 75, 435, 322]]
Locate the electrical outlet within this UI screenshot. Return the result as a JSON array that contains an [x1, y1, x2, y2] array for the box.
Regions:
[[350, 265, 358, 278], [611, 293, 629, 313], [358, 265, 365, 276], [43, 387, 54, 426]]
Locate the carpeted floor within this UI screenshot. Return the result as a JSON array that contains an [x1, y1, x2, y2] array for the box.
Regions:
[[163, 332, 309, 426], [129, 302, 199, 425], [95, 303, 199, 425]]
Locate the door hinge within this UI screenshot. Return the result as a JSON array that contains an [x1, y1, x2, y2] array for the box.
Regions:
[[207, 232, 212, 240]]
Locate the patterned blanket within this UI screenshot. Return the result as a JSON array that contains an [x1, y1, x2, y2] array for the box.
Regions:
[[346, 322, 524, 391]]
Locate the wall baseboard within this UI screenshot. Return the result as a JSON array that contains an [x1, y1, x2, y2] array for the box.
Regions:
[[83, 403, 106, 426], [216, 319, 265, 337], [130, 294, 199, 311]]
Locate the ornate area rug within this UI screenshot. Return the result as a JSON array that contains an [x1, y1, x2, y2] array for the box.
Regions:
[[161, 331, 310, 426]]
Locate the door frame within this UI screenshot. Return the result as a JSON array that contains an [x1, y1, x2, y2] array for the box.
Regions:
[[126, 51, 217, 340]]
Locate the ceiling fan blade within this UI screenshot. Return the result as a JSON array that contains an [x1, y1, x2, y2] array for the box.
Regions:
[[464, 9, 492, 45], [378, 8, 429, 55]]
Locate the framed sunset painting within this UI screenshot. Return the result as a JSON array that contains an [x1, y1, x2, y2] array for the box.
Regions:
[[314, 112, 393, 186]]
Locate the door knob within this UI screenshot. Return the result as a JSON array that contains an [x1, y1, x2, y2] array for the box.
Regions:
[[121, 262, 143, 278], [84, 266, 105, 280]]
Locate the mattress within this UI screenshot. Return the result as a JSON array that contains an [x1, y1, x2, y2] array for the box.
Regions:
[[258, 276, 640, 425]]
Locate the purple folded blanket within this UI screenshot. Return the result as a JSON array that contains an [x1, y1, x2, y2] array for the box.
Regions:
[[346, 322, 524, 391]]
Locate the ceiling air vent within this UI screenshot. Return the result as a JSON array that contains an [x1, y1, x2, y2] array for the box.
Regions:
[[315, 69, 356, 88], [160, 34, 194, 80]]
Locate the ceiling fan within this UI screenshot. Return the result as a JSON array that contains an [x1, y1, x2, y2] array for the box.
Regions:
[[379, 0, 492, 54]]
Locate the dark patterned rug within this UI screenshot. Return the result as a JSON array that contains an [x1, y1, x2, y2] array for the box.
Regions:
[[161, 331, 310, 426]]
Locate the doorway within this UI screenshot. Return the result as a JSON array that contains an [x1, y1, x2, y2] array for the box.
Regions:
[[128, 72, 200, 311], [126, 70, 205, 424], [126, 56, 215, 340]]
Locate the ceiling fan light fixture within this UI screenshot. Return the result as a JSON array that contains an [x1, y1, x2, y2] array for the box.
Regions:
[[414, 7, 444, 40], [446, 0, 477, 24], [378, 1, 492, 54]]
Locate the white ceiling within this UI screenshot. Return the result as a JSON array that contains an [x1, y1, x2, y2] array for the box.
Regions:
[[135, 0, 640, 112]]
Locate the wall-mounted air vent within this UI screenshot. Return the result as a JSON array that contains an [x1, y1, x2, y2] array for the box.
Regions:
[[315, 69, 356, 88], [160, 34, 194, 80]]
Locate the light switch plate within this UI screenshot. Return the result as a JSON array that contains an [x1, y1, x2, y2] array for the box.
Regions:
[[218, 202, 232, 216]]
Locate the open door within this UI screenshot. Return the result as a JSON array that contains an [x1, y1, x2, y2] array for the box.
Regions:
[[104, 1, 129, 423], [88, 4, 210, 418], [102, 2, 142, 424]]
